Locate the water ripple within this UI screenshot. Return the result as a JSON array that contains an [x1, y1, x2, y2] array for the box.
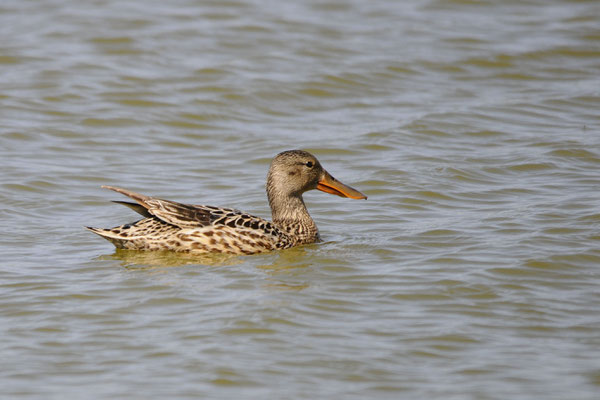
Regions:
[[1, 0, 600, 399]]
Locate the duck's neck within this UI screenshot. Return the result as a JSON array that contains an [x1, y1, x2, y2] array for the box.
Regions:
[[267, 184, 319, 243], [269, 193, 311, 224]]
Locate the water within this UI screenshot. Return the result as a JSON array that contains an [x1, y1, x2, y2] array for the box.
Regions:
[[1, 0, 599, 398]]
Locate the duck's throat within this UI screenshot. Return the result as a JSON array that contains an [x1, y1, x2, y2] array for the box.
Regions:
[[269, 195, 319, 244]]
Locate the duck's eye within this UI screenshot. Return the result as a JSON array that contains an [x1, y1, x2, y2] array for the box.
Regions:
[[305, 161, 314, 168]]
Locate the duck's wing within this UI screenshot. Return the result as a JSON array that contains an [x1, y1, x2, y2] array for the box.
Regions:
[[111, 201, 153, 218], [102, 185, 216, 228]]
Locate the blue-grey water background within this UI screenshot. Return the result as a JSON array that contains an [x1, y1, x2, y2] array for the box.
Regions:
[[1, 0, 599, 399]]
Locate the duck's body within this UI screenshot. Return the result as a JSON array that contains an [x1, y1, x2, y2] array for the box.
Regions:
[[87, 150, 366, 255], [87, 188, 313, 255]]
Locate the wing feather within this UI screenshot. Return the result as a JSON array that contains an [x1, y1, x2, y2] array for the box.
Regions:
[[100, 186, 275, 232], [144, 199, 212, 228], [102, 185, 212, 228]]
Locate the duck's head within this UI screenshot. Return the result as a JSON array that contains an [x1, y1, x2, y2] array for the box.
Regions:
[[266, 150, 367, 203]]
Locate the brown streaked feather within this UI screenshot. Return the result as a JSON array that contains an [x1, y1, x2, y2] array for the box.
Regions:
[[102, 185, 213, 228], [144, 199, 213, 228], [101, 185, 151, 206], [86, 217, 182, 250], [112, 201, 152, 218]]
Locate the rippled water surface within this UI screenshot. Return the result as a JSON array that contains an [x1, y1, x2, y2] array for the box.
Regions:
[[1, 0, 600, 398]]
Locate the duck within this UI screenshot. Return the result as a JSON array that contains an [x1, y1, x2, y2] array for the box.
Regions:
[[87, 150, 367, 255]]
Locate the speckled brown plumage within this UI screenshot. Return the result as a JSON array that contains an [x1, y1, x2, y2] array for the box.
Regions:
[[87, 150, 367, 255]]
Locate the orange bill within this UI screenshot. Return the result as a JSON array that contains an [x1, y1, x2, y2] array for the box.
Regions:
[[317, 172, 367, 200]]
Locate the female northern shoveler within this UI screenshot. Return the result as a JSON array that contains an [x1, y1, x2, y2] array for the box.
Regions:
[[87, 150, 367, 255]]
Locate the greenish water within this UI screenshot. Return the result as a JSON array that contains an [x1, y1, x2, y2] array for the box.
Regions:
[[1, 0, 599, 399]]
